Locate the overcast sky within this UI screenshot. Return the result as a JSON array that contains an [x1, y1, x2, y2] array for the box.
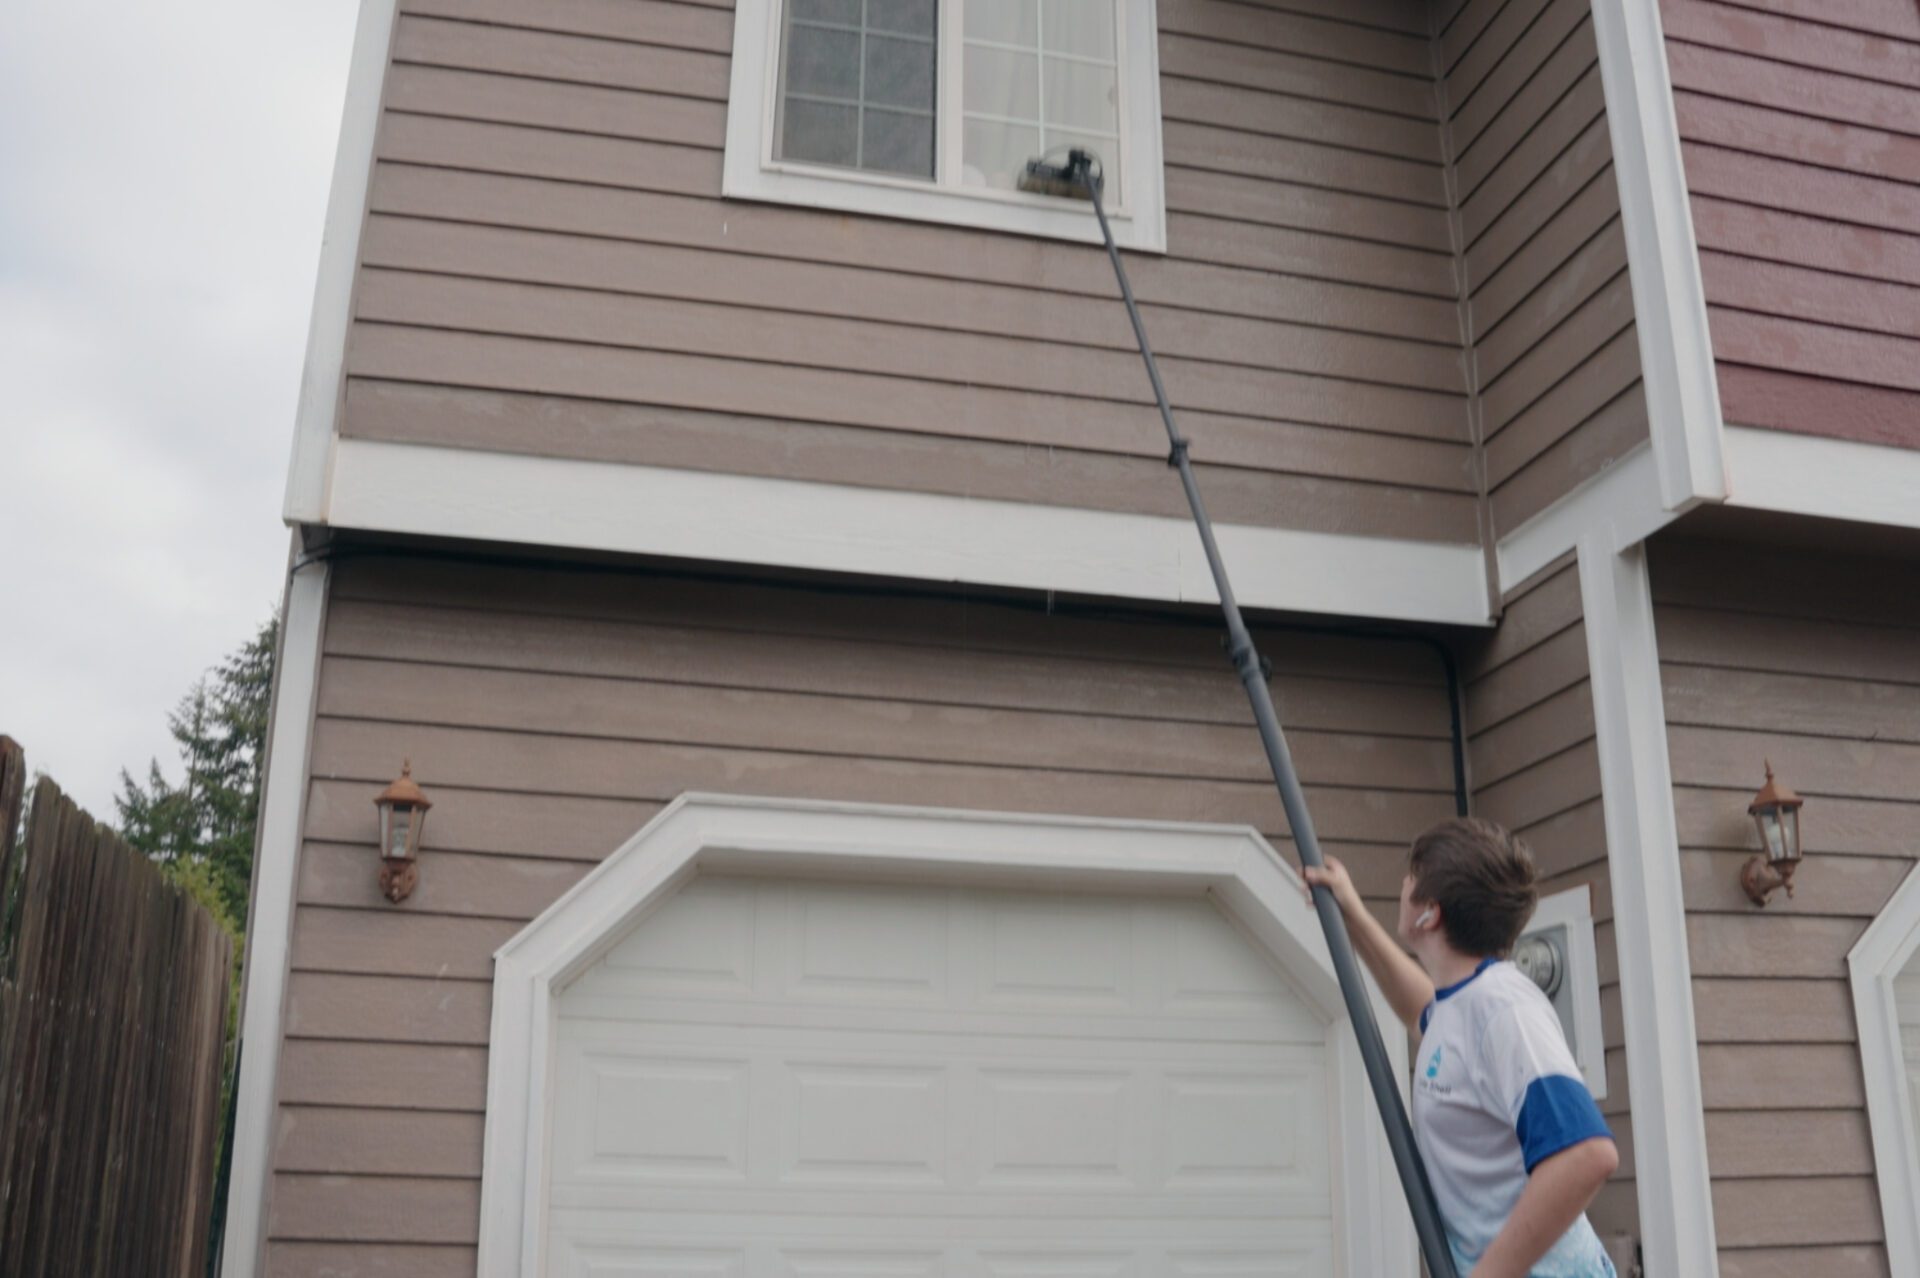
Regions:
[[1, 0, 359, 817]]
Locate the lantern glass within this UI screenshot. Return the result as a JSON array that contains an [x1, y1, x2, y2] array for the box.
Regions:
[[387, 804, 415, 860], [1750, 803, 1800, 866]]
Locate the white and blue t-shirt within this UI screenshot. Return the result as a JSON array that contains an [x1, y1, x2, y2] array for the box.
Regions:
[[1414, 957, 1616, 1278]]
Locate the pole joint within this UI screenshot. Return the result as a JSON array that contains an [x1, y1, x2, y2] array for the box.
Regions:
[[1166, 438, 1191, 469]]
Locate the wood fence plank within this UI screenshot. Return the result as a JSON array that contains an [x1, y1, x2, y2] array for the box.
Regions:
[[0, 747, 233, 1276]]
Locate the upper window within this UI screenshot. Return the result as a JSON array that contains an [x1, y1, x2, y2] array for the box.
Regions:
[[725, 0, 1166, 250]]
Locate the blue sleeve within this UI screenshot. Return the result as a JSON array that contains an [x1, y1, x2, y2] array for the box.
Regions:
[[1515, 1075, 1612, 1172], [1419, 1002, 1434, 1033]]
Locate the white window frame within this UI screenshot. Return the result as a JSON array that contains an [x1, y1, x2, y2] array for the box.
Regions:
[[723, 0, 1168, 251], [474, 793, 1415, 1276], [1849, 860, 1920, 1278]]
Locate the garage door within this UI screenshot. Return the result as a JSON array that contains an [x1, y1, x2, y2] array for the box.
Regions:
[[547, 874, 1338, 1276]]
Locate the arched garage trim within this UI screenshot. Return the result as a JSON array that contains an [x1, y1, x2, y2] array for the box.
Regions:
[[1850, 860, 1920, 1278], [476, 793, 1417, 1276]]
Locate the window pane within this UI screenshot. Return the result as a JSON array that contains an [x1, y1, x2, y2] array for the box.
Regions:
[[964, 44, 1040, 121], [782, 99, 860, 167], [1044, 127, 1118, 191], [966, 0, 1038, 46], [786, 24, 861, 99], [777, 0, 936, 178], [864, 107, 936, 175], [963, 116, 1042, 189], [1043, 56, 1116, 132], [867, 0, 935, 36], [1041, 0, 1114, 59], [866, 33, 935, 110], [792, 0, 862, 24]]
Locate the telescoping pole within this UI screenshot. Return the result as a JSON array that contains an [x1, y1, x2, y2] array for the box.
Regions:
[[1064, 151, 1459, 1278]]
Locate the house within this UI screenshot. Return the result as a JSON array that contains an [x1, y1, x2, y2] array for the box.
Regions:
[[219, 0, 1920, 1272]]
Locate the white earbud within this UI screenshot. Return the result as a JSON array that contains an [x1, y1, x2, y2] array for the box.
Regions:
[[1415, 907, 1436, 929]]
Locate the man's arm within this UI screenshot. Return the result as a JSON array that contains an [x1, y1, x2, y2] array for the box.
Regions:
[[1469, 1136, 1619, 1278], [1302, 859, 1434, 1031]]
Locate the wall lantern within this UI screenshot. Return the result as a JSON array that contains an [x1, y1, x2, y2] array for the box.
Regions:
[[373, 760, 432, 904], [1739, 760, 1803, 908]]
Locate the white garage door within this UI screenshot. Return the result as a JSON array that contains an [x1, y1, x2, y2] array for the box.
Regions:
[[547, 874, 1338, 1277]]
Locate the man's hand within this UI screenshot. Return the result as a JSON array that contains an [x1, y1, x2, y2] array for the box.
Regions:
[[1300, 856, 1433, 1031], [1302, 856, 1362, 916]]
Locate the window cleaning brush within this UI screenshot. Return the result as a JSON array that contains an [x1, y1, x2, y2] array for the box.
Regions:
[[1020, 145, 1460, 1278]]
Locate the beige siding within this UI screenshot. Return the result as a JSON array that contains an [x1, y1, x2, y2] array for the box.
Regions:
[[1654, 535, 1920, 1278], [1663, 0, 1920, 451], [262, 552, 1461, 1273], [1437, 0, 1652, 537], [341, 0, 1481, 543], [1457, 555, 1638, 1241]]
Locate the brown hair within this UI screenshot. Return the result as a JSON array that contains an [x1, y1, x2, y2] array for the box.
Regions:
[[1407, 817, 1538, 957]]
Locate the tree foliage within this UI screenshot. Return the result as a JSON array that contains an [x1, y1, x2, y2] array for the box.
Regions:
[[115, 616, 277, 940]]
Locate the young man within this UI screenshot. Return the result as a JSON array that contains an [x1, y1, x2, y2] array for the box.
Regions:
[[1304, 817, 1619, 1278]]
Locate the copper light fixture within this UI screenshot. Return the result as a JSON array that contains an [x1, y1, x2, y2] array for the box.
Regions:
[[373, 760, 432, 904], [1740, 760, 1803, 908]]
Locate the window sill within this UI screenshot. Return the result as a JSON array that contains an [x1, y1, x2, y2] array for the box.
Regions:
[[721, 155, 1167, 253]]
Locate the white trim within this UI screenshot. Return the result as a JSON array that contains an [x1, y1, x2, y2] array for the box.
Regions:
[[1577, 537, 1719, 1278], [217, 556, 331, 1278], [1589, 0, 1727, 509], [475, 794, 1415, 1277], [327, 438, 1494, 625], [722, 0, 1168, 252], [282, 0, 401, 522], [1495, 441, 1674, 595], [1850, 862, 1920, 1278], [1524, 884, 1608, 1100], [1724, 425, 1920, 532]]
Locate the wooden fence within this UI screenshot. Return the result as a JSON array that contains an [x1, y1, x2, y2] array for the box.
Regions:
[[0, 735, 234, 1277]]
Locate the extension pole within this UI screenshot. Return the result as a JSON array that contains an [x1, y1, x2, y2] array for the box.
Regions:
[[1079, 159, 1459, 1278]]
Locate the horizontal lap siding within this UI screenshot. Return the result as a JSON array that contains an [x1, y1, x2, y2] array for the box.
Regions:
[[1653, 535, 1920, 1277], [1439, 0, 1651, 538], [341, 0, 1480, 541], [1457, 556, 1636, 1240], [1663, 0, 1920, 451], [262, 553, 1461, 1270]]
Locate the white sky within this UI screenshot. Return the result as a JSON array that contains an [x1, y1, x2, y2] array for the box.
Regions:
[[1, 0, 359, 817]]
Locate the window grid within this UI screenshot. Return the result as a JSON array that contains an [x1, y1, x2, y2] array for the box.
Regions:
[[960, 0, 1121, 192], [779, 0, 937, 177]]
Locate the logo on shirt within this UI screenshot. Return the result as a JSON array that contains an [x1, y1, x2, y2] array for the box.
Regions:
[[1426, 1046, 1443, 1079]]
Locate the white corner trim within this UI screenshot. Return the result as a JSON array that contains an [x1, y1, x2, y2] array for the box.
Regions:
[[282, 0, 401, 523], [326, 438, 1494, 625], [1589, 0, 1727, 510], [1495, 440, 1674, 595], [1576, 537, 1719, 1278], [1724, 425, 1920, 532], [721, 0, 1167, 252], [475, 794, 1414, 1278], [217, 554, 331, 1278], [1848, 861, 1920, 1278], [1525, 884, 1608, 1100]]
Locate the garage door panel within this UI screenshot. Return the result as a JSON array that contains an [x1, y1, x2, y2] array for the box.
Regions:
[[787, 883, 954, 1007], [549, 875, 1339, 1277], [778, 1060, 949, 1186], [559, 993, 1321, 1046], [977, 1067, 1138, 1189], [590, 876, 760, 999], [550, 1227, 1335, 1278], [1162, 1069, 1329, 1199], [553, 1049, 752, 1187]]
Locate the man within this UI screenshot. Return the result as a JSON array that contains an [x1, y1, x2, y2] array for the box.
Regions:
[[1305, 818, 1619, 1278]]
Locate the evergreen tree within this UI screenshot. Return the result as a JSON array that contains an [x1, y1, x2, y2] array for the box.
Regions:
[[116, 616, 277, 937]]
